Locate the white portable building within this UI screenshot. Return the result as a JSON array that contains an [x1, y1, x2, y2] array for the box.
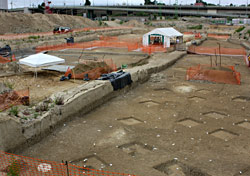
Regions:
[[143, 28, 183, 48]]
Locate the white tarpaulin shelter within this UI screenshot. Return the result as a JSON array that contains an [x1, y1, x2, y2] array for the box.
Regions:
[[19, 53, 65, 77], [143, 27, 183, 48]]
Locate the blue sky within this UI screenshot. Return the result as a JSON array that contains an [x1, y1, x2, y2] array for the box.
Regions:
[[9, 0, 250, 8]]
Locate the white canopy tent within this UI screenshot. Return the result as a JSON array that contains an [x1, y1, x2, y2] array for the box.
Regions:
[[143, 28, 183, 48], [19, 53, 65, 77]]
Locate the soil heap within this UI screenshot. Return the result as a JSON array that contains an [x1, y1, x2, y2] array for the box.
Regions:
[[0, 13, 98, 35]]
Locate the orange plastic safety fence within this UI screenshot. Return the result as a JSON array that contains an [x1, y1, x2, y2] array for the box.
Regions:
[[0, 151, 136, 176], [99, 36, 118, 41], [188, 45, 246, 56], [183, 32, 202, 39], [183, 32, 194, 35], [141, 45, 166, 55], [0, 89, 29, 111], [195, 33, 202, 39], [0, 55, 16, 64], [0, 56, 11, 64], [186, 64, 241, 85], [207, 33, 230, 40], [36, 39, 167, 55]]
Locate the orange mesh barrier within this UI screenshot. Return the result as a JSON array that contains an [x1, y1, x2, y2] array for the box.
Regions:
[[186, 65, 241, 85], [0, 55, 16, 64], [188, 45, 247, 56], [0, 151, 135, 175], [36, 40, 161, 55], [183, 32, 201, 39], [195, 33, 202, 39], [0, 56, 11, 64], [0, 89, 29, 111], [183, 32, 194, 35], [99, 36, 118, 41], [207, 33, 230, 40]]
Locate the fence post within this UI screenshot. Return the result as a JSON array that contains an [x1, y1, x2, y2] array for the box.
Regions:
[[65, 161, 70, 176]]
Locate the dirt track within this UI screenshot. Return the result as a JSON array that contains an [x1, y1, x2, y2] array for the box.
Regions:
[[20, 39, 250, 176]]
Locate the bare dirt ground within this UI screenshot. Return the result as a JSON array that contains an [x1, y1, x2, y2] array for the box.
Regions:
[[0, 70, 83, 104], [49, 48, 148, 67], [19, 39, 250, 176], [0, 46, 149, 104], [0, 13, 98, 35], [201, 39, 244, 49]]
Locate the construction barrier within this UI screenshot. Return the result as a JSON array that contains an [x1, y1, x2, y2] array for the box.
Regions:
[[36, 39, 166, 55], [0, 89, 29, 111], [0, 151, 136, 176], [183, 32, 194, 35], [183, 32, 202, 39], [0, 56, 12, 64], [186, 64, 241, 85], [188, 45, 247, 56], [99, 36, 118, 41], [0, 55, 16, 64], [207, 33, 230, 40]]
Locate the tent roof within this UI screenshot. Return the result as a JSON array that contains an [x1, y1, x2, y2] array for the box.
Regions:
[[19, 53, 65, 68], [144, 27, 183, 37]]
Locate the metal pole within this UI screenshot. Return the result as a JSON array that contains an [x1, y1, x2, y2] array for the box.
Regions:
[[218, 43, 221, 66], [215, 49, 217, 66], [210, 56, 212, 67], [66, 161, 69, 176]]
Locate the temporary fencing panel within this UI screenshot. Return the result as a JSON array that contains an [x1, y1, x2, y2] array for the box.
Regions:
[[0, 151, 136, 176], [0, 56, 11, 64], [36, 39, 164, 55], [188, 45, 247, 56], [186, 65, 241, 85], [183, 32, 194, 35], [207, 33, 230, 40], [99, 36, 118, 41], [0, 89, 29, 111]]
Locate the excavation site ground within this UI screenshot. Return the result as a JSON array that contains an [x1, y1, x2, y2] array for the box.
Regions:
[[19, 39, 250, 176], [1, 12, 250, 176]]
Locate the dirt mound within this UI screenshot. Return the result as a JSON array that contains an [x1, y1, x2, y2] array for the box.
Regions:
[[0, 13, 98, 35], [73, 61, 108, 74], [123, 20, 145, 28]]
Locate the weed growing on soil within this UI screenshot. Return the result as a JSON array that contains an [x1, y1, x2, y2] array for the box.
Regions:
[[28, 36, 40, 40], [235, 26, 245, 33], [35, 103, 49, 112], [4, 81, 14, 90], [7, 158, 21, 176], [54, 96, 64, 105], [188, 24, 203, 30], [33, 112, 39, 119], [9, 106, 19, 117]]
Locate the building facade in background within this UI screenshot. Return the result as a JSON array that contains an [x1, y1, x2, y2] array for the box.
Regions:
[[0, 0, 8, 9]]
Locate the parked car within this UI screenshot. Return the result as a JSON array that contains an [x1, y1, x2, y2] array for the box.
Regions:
[[53, 26, 73, 34]]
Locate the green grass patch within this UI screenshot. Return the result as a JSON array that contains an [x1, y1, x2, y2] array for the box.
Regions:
[[235, 26, 245, 33], [28, 35, 40, 40], [188, 24, 203, 30]]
